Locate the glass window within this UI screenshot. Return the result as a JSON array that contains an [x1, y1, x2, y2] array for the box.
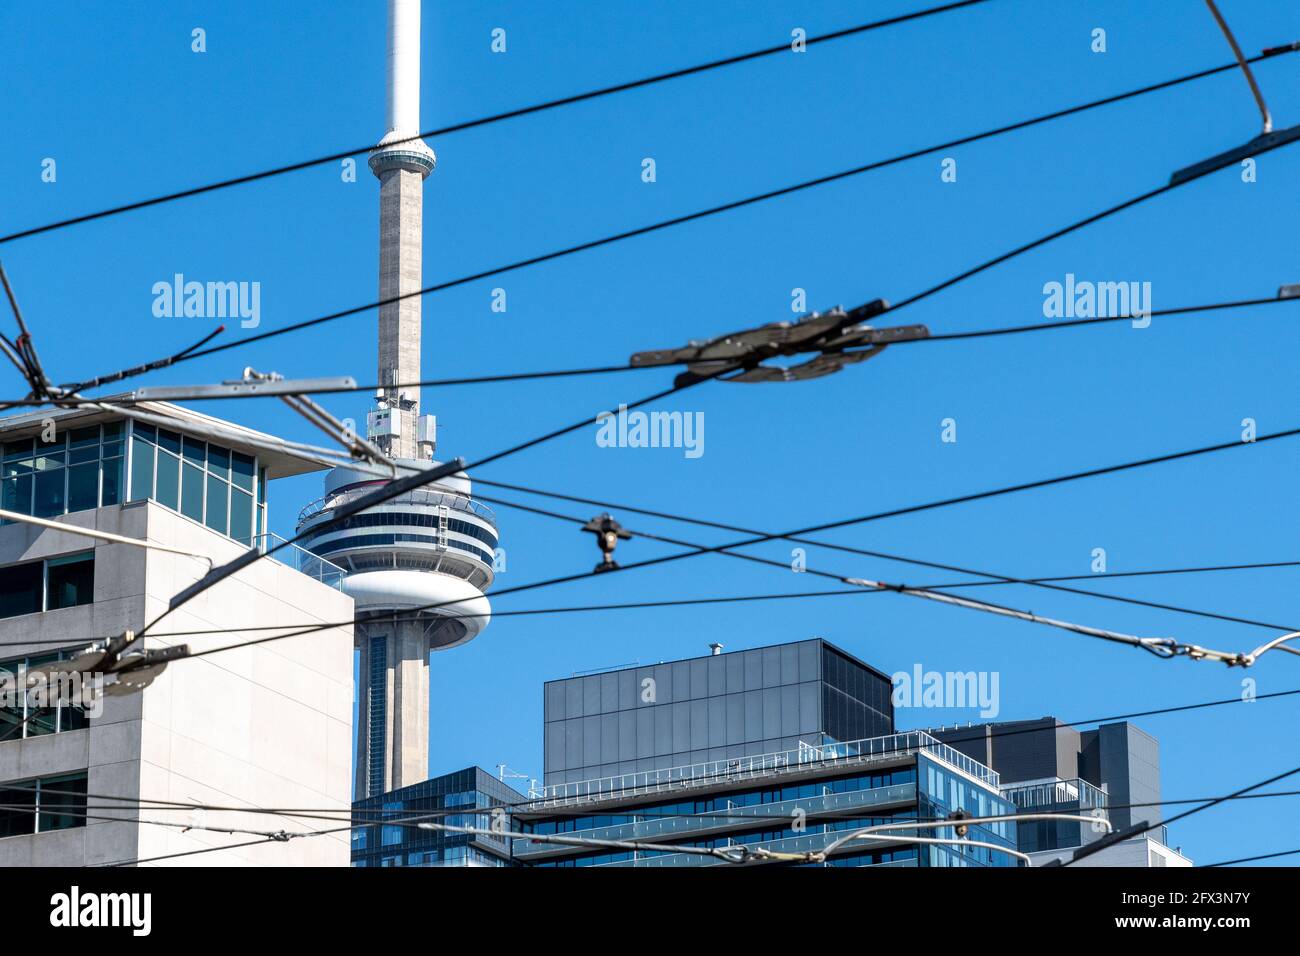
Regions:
[[230, 488, 253, 545], [0, 783, 36, 838], [155, 451, 179, 510], [0, 561, 43, 618], [0, 662, 20, 742], [205, 474, 228, 535], [33, 468, 65, 518], [22, 654, 59, 736], [67, 462, 98, 513], [101, 456, 122, 506], [46, 553, 93, 611], [39, 774, 88, 832], [208, 446, 230, 480], [157, 429, 181, 456], [181, 463, 204, 521], [1, 647, 95, 740], [231, 451, 255, 491], [60, 691, 90, 733], [182, 437, 205, 466], [2, 438, 34, 460], [129, 436, 154, 502], [2, 472, 32, 516], [68, 426, 99, 447], [33, 441, 64, 472]]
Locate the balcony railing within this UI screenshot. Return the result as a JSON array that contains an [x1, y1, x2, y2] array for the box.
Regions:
[[513, 782, 918, 857], [253, 532, 347, 589], [1002, 777, 1109, 812], [528, 731, 999, 812]]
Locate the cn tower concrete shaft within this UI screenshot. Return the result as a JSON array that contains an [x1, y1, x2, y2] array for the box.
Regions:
[[356, 625, 430, 797], [369, 0, 434, 461], [375, 165, 424, 460]]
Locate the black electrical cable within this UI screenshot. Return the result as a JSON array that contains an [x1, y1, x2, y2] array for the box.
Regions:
[[1062, 758, 1300, 866], [40, 45, 1300, 388], [15, 685, 1300, 828], [143, 419, 1300, 662], [471, 474, 1300, 592], [138, 367, 730, 636], [0, 0, 996, 248], [469, 486, 1300, 635], [7, 291, 1282, 409], [1201, 847, 1300, 867], [3, 550, 1293, 652]]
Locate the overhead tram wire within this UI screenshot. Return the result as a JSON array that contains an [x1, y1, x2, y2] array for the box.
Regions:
[[154, 488, 1287, 668], [1061, 757, 1300, 866], [469, 474, 1300, 592], [1202, 847, 1300, 867], [464, 483, 1300, 635], [0, 0, 996, 248], [258, 419, 1300, 649], [22, 685, 1300, 829], [12, 290, 1292, 411], [99, 825, 357, 867], [35, 43, 1300, 391], [5, 551, 1296, 651], [135, 366, 734, 637], [8, 784, 1299, 829], [467, 490, 1300, 638], [885, 150, 1300, 319], [151, 501, 1177, 663], [133, 418, 1300, 662]]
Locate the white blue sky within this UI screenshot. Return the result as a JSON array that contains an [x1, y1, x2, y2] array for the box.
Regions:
[[4, 0, 1300, 865]]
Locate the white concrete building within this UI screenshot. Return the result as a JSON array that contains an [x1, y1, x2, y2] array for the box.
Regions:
[[0, 403, 354, 866], [1027, 835, 1193, 868]]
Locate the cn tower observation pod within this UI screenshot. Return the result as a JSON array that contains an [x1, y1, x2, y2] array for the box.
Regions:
[[295, 459, 497, 650]]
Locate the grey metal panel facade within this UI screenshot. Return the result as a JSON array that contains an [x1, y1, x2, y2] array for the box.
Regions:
[[938, 717, 1165, 838], [542, 639, 894, 785], [1080, 722, 1161, 831], [936, 718, 1077, 783]]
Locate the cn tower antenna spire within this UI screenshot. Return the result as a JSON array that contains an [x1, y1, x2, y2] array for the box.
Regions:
[[369, 0, 435, 461]]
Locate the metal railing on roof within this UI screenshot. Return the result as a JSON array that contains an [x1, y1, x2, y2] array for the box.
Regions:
[[253, 532, 346, 589], [1001, 778, 1109, 812], [297, 485, 496, 528], [528, 731, 1000, 812]]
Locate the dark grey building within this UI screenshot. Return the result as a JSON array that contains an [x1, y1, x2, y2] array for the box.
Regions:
[[351, 766, 525, 867], [931, 717, 1179, 863], [543, 639, 894, 785], [1079, 722, 1160, 831], [932, 719, 1160, 827]]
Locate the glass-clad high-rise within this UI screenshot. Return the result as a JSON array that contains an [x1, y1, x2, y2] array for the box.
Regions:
[[352, 767, 524, 867], [512, 733, 1018, 867]]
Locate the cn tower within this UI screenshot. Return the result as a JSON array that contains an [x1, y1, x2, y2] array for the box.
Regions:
[[297, 0, 498, 799]]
